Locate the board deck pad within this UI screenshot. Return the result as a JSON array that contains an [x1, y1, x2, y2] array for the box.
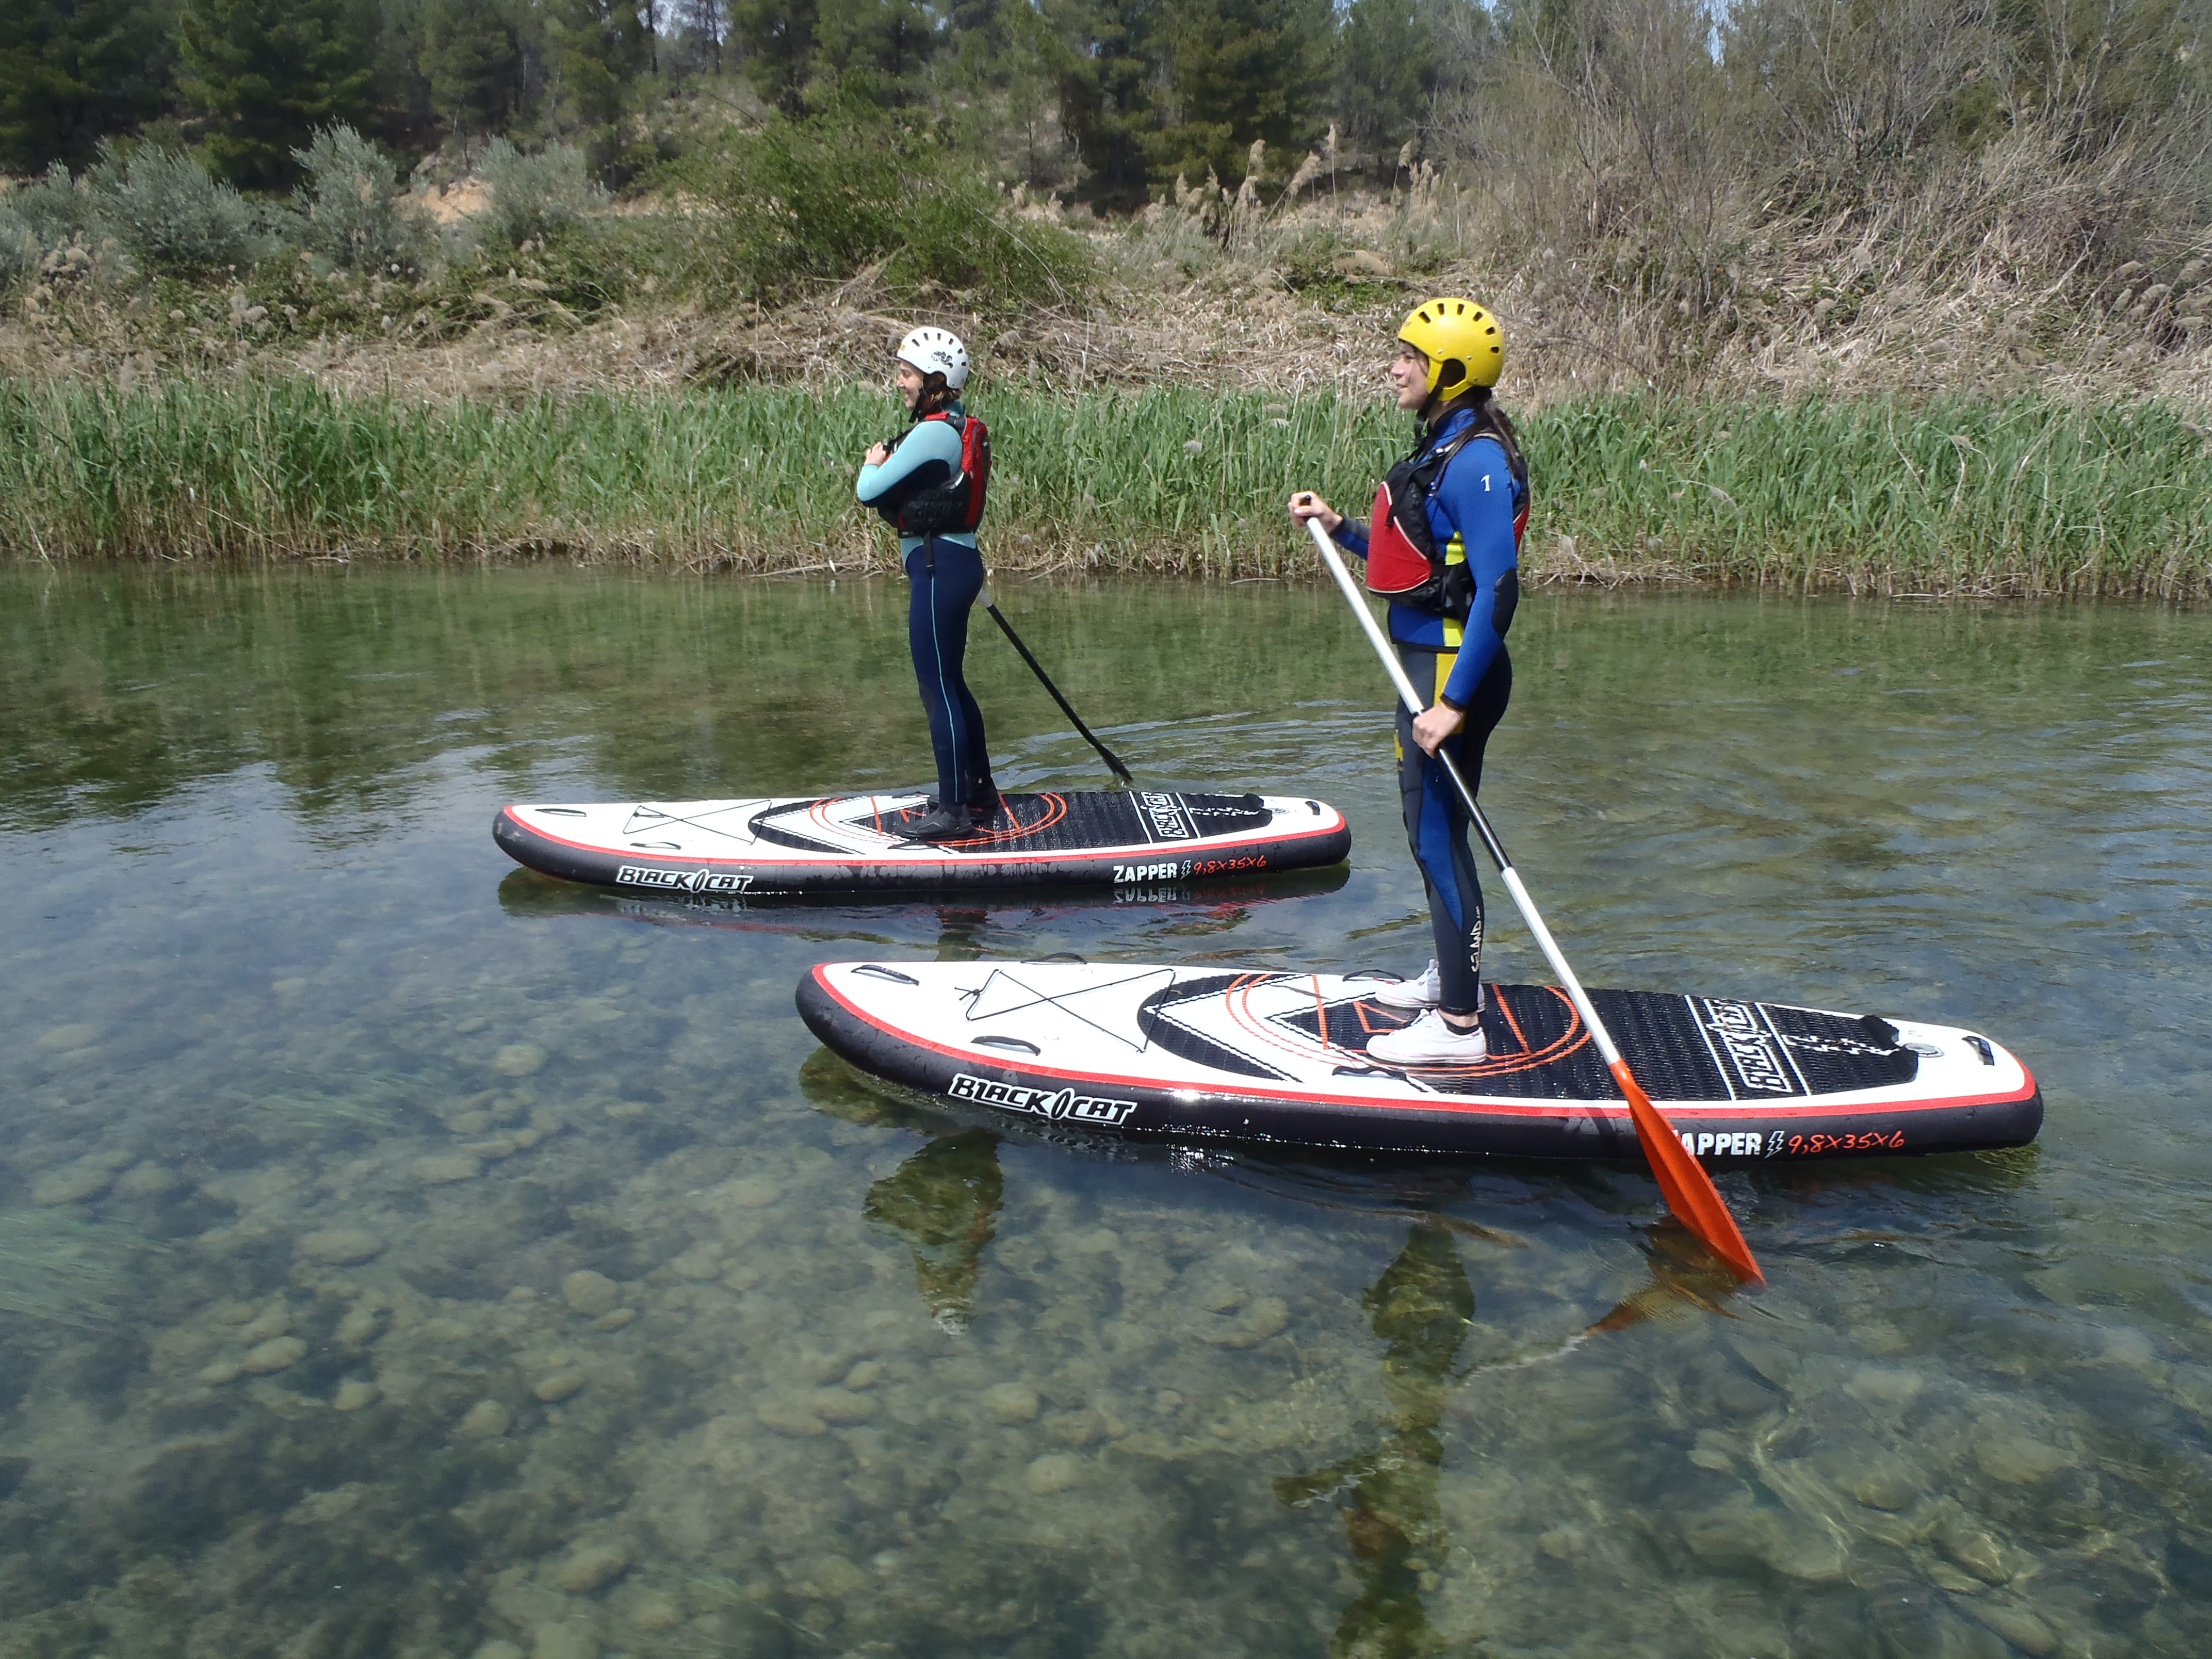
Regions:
[[798, 960, 2043, 1162], [494, 788, 1349, 896]]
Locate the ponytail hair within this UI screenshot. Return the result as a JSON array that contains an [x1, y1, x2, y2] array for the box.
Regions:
[[1466, 386, 1523, 479], [910, 372, 956, 419], [1424, 385, 1523, 479]]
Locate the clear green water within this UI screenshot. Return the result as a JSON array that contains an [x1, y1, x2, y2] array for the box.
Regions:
[[2, 567, 2209, 1659]]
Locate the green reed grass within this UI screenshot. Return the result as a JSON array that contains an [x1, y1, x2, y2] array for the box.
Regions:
[[1, 378, 2204, 595]]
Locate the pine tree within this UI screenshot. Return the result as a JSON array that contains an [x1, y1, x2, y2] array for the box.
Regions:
[[177, 0, 379, 186], [733, 0, 819, 113], [546, 0, 649, 133], [0, 0, 181, 172], [812, 0, 939, 104], [1150, 0, 1332, 184], [666, 0, 729, 78], [416, 0, 539, 138], [1042, 0, 1161, 209], [1336, 0, 1469, 155]]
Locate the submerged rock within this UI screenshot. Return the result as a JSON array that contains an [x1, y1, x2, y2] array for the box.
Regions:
[[757, 1395, 827, 1437], [1960, 1600, 2057, 1656], [1206, 1296, 1290, 1348], [670, 1245, 723, 1281], [563, 1271, 620, 1317], [115, 1162, 181, 1199], [529, 1624, 597, 1659], [335, 1303, 383, 1347], [458, 1400, 513, 1439], [727, 1177, 780, 1209], [1025, 1454, 1081, 1495], [244, 1337, 307, 1375], [300, 1227, 386, 1265], [983, 1382, 1040, 1423], [811, 1388, 874, 1425], [332, 1379, 381, 1411], [240, 1306, 291, 1343], [414, 1153, 482, 1185], [495, 1044, 547, 1077], [534, 1371, 588, 1403], [31, 1161, 115, 1207], [555, 1543, 631, 1594]]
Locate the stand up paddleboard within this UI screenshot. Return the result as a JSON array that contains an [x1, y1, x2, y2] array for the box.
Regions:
[[495, 790, 1349, 897], [798, 961, 2042, 1161]]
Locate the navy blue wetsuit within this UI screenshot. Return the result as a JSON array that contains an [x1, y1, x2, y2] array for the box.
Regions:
[[1330, 407, 1523, 1017], [856, 406, 993, 810]]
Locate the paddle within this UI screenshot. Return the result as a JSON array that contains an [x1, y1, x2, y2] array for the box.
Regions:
[[979, 584, 1134, 786], [1302, 516, 1763, 1286]]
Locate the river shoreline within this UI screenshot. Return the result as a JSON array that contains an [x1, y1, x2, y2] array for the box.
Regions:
[[4, 378, 2207, 598]]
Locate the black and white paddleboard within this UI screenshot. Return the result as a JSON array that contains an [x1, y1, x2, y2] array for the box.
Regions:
[[797, 960, 2043, 1162], [494, 789, 1349, 897]]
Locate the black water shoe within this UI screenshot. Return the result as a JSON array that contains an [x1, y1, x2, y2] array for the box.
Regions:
[[900, 801, 977, 841]]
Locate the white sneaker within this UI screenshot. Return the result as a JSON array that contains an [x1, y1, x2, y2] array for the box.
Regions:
[[1372, 960, 1442, 1010], [1367, 1008, 1489, 1066]]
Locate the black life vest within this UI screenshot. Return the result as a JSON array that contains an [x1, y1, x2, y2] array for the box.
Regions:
[[1362, 422, 1530, 622], [873, 410, 991, 536]]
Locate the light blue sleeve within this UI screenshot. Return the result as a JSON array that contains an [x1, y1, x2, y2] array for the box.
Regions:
[[856, 420, 964, 505], [1437, 438, 1520, 707]]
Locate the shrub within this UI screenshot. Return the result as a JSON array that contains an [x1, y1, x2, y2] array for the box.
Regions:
[[91, 141, 258, 276], [477, 140, 602, 249], [0, 214, 38, 295], [7, 164, 92, 250], [669, 110, 1094, 315], [292, 126, 434, 275]]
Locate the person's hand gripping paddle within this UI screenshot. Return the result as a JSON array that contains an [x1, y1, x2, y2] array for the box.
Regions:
[[1303, 516, 1763, 1286]]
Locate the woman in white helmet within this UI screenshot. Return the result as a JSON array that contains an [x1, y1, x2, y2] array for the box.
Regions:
[[856, 326, 999, 840], [1288, 298, 1528, 1067]]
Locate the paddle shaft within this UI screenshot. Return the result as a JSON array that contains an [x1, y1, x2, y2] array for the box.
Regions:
[[980, 588, 1134, 786], [1303, 517, 1762, 1284]]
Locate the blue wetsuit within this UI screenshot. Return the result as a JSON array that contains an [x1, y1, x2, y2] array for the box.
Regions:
[[1331, 407, 1523, 1017], [855, 405, 993, 810]]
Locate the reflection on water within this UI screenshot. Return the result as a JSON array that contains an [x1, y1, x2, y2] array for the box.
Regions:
[[1280, 1223, 1470, 1659], [2, 565, 2211, 1656], [865, 1131, 1005, 1334]]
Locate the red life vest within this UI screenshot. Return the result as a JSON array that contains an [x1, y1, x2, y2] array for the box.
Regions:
[[1363, 427, 1529, 620], [874, 410, 991, 536]]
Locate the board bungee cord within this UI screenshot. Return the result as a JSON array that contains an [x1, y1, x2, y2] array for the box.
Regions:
[[1303, 515, 1764, 1286]]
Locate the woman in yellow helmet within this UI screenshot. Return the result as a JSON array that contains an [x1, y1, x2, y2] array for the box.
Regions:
[[1289, 298, 1528, 1066]]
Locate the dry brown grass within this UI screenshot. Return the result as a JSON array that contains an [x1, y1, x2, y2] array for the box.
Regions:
[[4, 123, 2207, 417]]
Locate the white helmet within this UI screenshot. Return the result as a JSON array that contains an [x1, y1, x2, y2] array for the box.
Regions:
[[895, 325, 970, 391]]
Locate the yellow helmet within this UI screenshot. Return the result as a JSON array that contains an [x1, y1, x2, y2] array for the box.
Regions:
[[1397, 297, 1504, 399]]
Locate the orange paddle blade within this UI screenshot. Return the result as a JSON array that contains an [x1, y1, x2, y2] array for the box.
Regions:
[[1609, 1059, 1765, 1287]]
